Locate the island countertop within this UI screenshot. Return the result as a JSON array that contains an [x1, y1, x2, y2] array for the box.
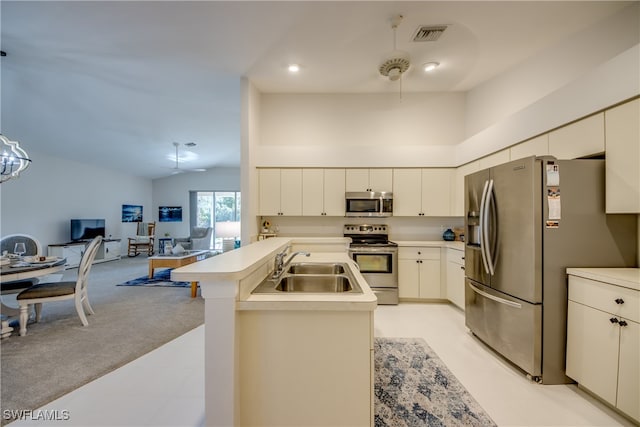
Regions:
[[238, 251, 377, 311], [171, 237, 376, 311]]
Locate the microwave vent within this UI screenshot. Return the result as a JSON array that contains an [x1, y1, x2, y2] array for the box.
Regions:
[[412, 25, 448, 42]]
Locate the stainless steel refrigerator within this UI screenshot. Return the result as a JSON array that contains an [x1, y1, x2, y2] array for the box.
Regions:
[[464, 156, 637, 384]]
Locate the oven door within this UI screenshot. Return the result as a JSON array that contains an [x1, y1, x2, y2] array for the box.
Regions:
[[348, 246, 398, 288]]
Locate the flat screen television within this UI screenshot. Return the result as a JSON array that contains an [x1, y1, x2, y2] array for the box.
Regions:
[[70, 219, 106, 241]]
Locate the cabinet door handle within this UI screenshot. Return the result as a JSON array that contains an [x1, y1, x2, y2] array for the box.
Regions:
[[615, 298, 625, 305], [619, 320, 628, 327], [460, 266, 465, 270], [610, 317, 619, 324]]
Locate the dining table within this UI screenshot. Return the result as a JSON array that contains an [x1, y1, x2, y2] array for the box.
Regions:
[[1, 257, 66, 317]]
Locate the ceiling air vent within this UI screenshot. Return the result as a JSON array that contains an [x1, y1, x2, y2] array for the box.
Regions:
[[412, 25, 448, 42]]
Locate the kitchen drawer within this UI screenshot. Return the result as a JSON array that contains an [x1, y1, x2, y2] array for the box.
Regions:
[[398, 247, 440, 260], [448, 248, 464, 265], [568, 275, 639, 322]]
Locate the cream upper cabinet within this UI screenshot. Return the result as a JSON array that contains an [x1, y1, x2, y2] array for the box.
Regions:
[[258, 168, 302, 216], [393, 169, 453, 216], [549, 113, 605, 159], [422, 169, 453, 216], [605, 98, 640, 214], [258, 169, 281, 216], [478, 149, 510, 169], [510, 134, 549, 161], [345, 169, 392, 192], [302, 169, 345, 216], [392, 169, 422, 216], [452, 161, 480, 217]]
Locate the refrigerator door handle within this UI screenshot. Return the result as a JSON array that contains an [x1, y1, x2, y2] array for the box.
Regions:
[[468, 282, 522, 309], [479, 179, 491, 274], [485, 179, 496, 275]]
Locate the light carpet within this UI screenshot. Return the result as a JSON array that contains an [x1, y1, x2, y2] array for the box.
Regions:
[[375, 337, 496, 427], [0, 256, 204, 426]]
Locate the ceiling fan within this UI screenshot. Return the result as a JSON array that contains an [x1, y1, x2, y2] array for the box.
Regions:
[[170, 142, 206, 174]]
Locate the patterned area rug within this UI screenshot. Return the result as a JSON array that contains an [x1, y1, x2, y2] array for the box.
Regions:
[[375, 337, 496, 427], [116, 268, 190, 288]]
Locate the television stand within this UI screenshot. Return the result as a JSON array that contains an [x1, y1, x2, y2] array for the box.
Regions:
[[48, 239, 121, 268]]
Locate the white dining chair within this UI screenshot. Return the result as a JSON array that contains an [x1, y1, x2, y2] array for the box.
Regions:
[[16, 236, 102, 336]]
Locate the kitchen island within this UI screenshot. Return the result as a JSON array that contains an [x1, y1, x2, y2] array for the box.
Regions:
[[171, 237, 377, 427]]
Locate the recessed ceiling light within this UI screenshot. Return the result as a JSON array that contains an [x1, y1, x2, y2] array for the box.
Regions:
[[288, 64, 300, 73], [423, 62, 440, 72]]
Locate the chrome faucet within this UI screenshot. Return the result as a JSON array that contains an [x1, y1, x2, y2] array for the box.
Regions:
[[272, 247, 310, 279]]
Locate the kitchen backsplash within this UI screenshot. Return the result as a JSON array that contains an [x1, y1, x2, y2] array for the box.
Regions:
[[260, 216, 464, 242]]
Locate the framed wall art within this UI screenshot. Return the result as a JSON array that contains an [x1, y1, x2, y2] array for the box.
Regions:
[[159, 206, 182, 222], [122, 204, 143, 223]]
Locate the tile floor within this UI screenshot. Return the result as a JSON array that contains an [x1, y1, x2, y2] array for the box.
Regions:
[[9, 303, 634, 426]]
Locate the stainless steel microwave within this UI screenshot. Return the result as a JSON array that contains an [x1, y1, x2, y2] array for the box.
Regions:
[[345, 192, 393, 217]]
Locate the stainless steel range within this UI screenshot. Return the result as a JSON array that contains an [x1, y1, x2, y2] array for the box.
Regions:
[[344, 224, 398, 305]]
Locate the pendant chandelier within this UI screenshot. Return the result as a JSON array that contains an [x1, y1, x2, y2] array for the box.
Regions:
[[1, 134, 32, 183]]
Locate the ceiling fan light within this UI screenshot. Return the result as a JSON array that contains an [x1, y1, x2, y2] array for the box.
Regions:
[[388, 67, 401, 81], [423, 62, 440, 72]]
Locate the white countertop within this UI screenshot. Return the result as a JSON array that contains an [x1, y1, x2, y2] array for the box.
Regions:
[[566, 268, 640, 291], [171, 237, 377, 311], [238, 252, 377, 311]]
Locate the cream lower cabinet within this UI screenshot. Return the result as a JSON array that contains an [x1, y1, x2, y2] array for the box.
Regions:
[[238, 310, 373, 426], [566, 274, 639, 423], [445, 248, 465, 310], [398, 247, 441, 299]]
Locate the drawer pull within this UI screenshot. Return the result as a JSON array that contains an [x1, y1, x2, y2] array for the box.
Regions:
[[614, 298, 625, 305], [610, 317, 619, 324], [619, 320, 628, 327]]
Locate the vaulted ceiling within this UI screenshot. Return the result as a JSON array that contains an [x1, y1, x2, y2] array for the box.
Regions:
[[0, 1, 632, 178]]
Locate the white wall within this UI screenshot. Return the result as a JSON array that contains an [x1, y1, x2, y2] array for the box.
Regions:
[[253, 3, 639, 169], [464, 3, 640, 138], [241, 78, 261, 244], [0, 151, 241, 253], [151, 167, 241, 240], [0, 149, 152, 252], [256, 92, 465, 167]]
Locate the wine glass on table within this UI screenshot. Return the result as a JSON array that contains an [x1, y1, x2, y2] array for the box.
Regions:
[[14, 242, 26, 261]]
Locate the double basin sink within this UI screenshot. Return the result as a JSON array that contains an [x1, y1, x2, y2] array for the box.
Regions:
[[252, 262, 363, 294]]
